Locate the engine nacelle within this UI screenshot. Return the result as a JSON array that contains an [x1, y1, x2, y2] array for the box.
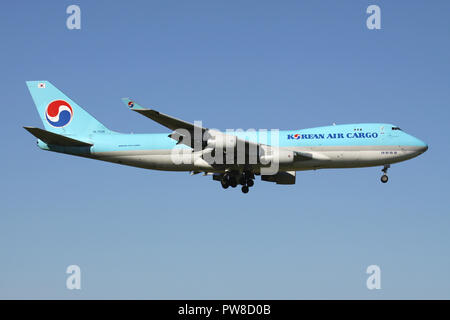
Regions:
[[260, 149, 295, 165], [261, 171, 296, 185], [207, 134, 237, 150]]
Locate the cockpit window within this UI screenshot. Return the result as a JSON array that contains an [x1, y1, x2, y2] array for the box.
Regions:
[[392, 127, 402, 131]]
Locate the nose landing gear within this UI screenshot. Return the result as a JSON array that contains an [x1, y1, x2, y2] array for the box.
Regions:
[[381, 164, 390, 183]]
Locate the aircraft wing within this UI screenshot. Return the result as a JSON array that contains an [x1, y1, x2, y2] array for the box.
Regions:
[[121, 98, 207, 149], [121, 98, 204, 133], [121, 98, 325, 162]]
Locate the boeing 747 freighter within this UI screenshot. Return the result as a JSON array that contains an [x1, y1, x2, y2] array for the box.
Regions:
[[24, 81, 428, 193]]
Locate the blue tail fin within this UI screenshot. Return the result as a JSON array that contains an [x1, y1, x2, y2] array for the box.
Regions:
[[26, 81, 110, 135]]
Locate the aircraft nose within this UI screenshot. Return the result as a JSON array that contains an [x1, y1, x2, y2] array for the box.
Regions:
[[416, 138, 428, 154], [420, 143, 428, 153]]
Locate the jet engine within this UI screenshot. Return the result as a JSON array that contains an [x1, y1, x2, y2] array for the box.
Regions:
[[259, 148, 295, 165]]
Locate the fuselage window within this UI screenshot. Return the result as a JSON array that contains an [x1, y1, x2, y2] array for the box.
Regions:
[[381, 151, 398, 155], [392, 127, 402, 131]]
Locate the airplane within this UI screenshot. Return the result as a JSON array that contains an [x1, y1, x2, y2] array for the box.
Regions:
[[24, 81, 428, 194]]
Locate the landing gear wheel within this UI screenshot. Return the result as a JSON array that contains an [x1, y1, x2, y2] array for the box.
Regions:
[[229, 177, 237, 188], [247, 179, 254, 187], [380, 165, 390, 183], [221, 179, 229, 189], [241, 185, 249, 194]]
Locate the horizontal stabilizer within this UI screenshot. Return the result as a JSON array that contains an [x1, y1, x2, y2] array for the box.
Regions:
[[24, 127, 93, 147]]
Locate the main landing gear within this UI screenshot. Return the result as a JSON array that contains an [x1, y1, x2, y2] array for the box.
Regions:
[[381, 164, 390, 183], [220, 172, 237, 189], [220, 171, 255, 193]]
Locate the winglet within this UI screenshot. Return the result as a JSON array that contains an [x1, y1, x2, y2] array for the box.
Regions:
[[121, 98, 147, 110]]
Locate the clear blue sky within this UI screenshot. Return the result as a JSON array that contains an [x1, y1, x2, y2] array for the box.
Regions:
[[0, 0, 449, 299]]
